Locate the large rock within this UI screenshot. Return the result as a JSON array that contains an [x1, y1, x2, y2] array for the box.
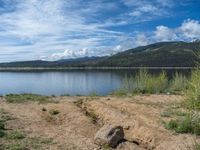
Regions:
[[94, 125, 124, 148]]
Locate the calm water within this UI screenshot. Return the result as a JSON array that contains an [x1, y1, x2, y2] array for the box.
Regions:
[[0, 69, 191, 96], [0, 70, 128, 96]]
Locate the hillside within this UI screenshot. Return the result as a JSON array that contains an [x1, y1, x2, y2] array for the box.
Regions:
[[0, 41, 200, 68], [98, 41, 200, 67]]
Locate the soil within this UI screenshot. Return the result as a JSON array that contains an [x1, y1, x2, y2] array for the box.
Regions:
[[0, 95, 199, 150]]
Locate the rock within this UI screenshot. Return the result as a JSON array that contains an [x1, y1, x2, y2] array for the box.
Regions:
[[94, 125, 124, 148]]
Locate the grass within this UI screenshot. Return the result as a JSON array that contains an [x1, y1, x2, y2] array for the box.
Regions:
[[5, 94, 50, 103], [116, 69, 169, 95], [161, 108, 187, 118], [184, 69, 200, 110], [6, 130, 25, 140], [193, 141, 200, 150], [0, 136, 54, 150], [170, 72, 188, 94], [164, 112, 200, 135]]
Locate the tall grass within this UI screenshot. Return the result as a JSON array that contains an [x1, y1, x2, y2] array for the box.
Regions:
[[135, 70, 168, 94], [120, 69, 169, 94], [185, 69, 200, 110], [170, 72, 188, 93]]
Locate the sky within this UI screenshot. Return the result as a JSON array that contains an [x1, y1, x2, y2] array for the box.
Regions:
[[0, 0, 200, 62]]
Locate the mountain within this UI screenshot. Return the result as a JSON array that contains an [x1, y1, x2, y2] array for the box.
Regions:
[[98, 41, 200, 67], [0, 41, 200, 68]]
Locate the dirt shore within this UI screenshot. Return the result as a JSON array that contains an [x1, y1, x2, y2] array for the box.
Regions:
[[0, 95, 199, 150]]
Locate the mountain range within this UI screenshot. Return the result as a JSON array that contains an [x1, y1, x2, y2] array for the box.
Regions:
[[0, 41, 200, 68]]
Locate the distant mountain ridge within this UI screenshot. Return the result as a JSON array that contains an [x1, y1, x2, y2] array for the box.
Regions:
[[0, 41, 200, 68]]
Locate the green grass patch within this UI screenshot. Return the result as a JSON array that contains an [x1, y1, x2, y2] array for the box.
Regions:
[[164, 113, 200, 135], [5, 94, 50, 103], [6, 130, 25, 140]]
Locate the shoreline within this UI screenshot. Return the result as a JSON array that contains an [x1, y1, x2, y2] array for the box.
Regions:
[[0, 66, 196, 71]]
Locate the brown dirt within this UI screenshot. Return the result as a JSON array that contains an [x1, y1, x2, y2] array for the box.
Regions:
[[0, 95, 199, 150]]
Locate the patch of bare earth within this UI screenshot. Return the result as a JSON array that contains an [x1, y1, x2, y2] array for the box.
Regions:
[[0, 95, 199, 150]]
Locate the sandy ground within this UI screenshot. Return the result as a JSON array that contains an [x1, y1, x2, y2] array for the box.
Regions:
[[0, 95, 199, 150]]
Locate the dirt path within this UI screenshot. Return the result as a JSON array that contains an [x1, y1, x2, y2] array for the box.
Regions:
[[0, 95, 199, 150]]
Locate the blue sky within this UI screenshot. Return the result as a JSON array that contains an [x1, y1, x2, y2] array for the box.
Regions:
[[0, 0, 200, 62]]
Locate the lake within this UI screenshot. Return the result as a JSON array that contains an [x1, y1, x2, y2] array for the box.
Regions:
[[0, 69, 191, 96]]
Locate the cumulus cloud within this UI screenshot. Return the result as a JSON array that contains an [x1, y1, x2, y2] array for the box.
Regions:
[[152, 19, 200, 42], [49, 48, 89, 60], [179, 19, 200, 40], [154, 26, 177, 41]]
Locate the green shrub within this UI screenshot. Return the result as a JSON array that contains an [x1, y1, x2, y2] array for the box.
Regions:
[[170, 72, 188, 93], [185, 69, 200, 110], [164, 113, 200, 135], [123, 70, 168, 94]]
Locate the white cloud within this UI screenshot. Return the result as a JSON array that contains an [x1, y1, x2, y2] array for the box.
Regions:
[[179, 19, 200, 40], [154, 25, 177, 41], [49, 48, 89, 60], [122, 0, 172, 19], [135, 34, 150, 46], [152, 19, 200, 42]]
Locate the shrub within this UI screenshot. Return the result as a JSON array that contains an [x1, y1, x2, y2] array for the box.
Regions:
[[164, 112, 200, 135], [124, 69, 168, 94], [170, 72, 188, 93], [185, 69, 200, 110]]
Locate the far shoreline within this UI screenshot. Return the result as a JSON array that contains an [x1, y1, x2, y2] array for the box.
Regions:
[[0, 66, 196, 71]]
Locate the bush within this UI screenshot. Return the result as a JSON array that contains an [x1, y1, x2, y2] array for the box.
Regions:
[[123, 70, 168, 94], [164, 113, 200, 135], [185, 69, 200, 110], [170, 72, 188, 93]]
